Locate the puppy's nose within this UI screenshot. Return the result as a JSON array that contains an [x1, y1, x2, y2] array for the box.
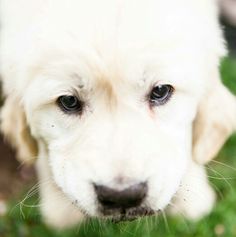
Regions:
[[94, 182, 147, 209]]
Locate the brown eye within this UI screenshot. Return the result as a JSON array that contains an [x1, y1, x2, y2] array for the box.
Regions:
[[149, 84, 174, 106], [57, 95, 84, 114]]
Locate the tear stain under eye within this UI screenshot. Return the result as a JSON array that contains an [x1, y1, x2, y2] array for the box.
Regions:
[[148, 105, 156, 119]]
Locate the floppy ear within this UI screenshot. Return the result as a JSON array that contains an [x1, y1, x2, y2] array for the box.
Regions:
[[193, 80, 236, 164], [0, 96, 38, 164]]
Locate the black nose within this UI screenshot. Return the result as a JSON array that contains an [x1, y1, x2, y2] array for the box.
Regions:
[[94, 182, 147, 209]]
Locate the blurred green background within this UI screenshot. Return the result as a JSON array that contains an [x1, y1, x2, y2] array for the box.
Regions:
[[0, 57, 235, 237]]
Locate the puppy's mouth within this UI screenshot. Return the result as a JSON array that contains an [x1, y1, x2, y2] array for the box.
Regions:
[[93, 182, 156, 222], [100, 206, 155, 223]]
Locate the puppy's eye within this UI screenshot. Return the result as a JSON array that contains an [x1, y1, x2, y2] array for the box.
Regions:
[[149, 84, 174, 106], [57, 95, 84, 114]]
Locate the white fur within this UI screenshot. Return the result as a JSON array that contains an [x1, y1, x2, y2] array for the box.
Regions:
[[169, 161, 216, 220], [0, 0, 235, 229]]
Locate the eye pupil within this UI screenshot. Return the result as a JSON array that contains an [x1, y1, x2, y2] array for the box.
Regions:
[[62, 96, 77, 108], [57, 95, 83, 114], [149, 84, 173, 106], [151, 85, 167, 99]]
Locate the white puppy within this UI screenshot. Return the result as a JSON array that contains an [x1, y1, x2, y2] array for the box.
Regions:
[[0, 0, 236, 229]]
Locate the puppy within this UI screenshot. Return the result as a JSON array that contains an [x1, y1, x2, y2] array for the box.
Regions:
[[0, 0, 236, 229]]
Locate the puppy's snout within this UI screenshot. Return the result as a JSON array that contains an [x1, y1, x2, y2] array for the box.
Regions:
[[94, 182, 147, 209]]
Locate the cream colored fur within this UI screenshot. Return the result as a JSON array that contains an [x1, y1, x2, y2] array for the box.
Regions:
[[0, 96, 38, 163], [0, 0, 236, 229]]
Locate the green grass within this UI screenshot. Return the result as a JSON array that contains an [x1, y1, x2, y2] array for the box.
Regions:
[[1, 57, 236, 237]]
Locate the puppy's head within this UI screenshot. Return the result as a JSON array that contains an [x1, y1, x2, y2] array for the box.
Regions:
[[22, 51, 198, 219], [1, 0, 235, 222]]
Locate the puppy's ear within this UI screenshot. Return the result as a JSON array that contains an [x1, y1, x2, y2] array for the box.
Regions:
[[1, 96, 38, 164], [193, 80, 236, 164]]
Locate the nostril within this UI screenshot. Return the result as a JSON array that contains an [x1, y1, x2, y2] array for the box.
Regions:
[[94, 182, 147, 209]]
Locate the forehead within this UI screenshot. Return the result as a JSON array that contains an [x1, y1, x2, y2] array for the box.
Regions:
[[23, 0, 220, 82], [7, 0, 222, 100], [33, 46, 202, 96], [37, 0, 218, 48], [2, 0, 224, 100]]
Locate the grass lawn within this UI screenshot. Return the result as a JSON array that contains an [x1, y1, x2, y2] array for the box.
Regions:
[[0, 57, 236, 237]]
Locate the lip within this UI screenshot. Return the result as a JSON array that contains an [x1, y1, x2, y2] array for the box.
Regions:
[[100, 206, 156, 223]]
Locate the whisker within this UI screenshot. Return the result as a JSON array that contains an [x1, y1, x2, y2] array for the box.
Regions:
[[10, 178, 52, 218], [206, 166, 233, 191], [210, 160, 236, 172], [17, 156, 38, 170], [207, 176, 236, 180], [160, 209, 170, 233], [168, 201, 190, 230]]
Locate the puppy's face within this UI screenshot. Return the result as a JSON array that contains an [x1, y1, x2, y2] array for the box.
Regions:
[[1, 0, 232, 224], [23, 46, 203, 220]]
